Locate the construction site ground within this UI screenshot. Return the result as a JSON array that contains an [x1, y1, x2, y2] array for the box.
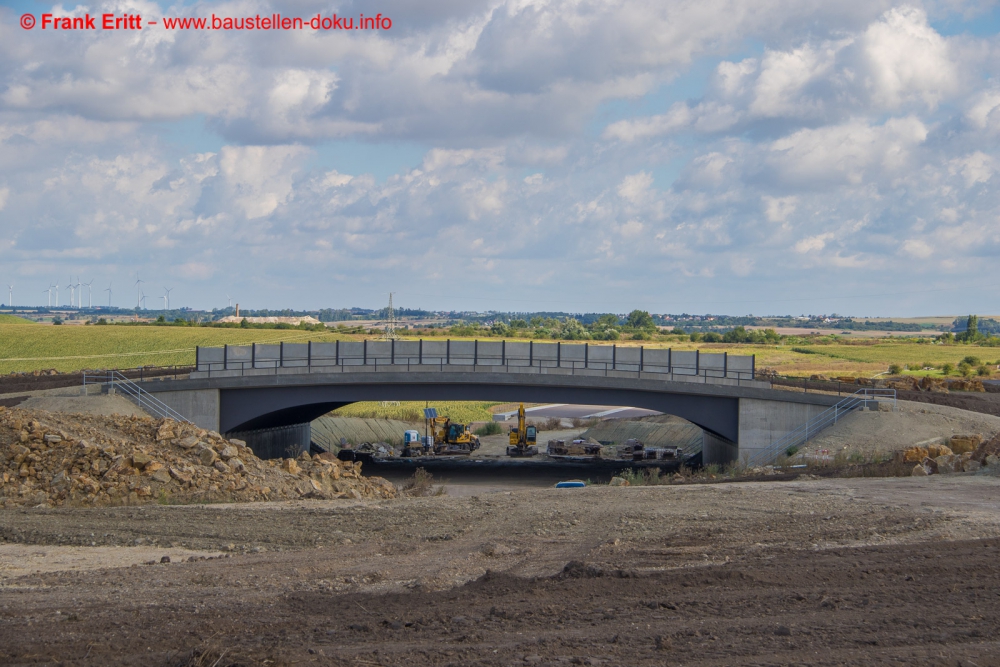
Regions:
[[3, 475, 1000, 665], [5, 381, 1000, 664]]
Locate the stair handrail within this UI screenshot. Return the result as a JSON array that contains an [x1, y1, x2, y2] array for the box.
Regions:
[[746, 387, 895, 466], [83, 370, 192, 424]]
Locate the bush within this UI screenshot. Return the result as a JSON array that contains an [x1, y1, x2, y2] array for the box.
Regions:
[[958, 362, 973, 377], [399, 468, 444, 497], [474, 421, 502, 436], [785, 445, 800, 457], [941, 363, 954, 375], [702, 332, 723, 342], [888, 363, 902, 375], [977, 365, 992, 377], [689, 333, 702, 342], [962, 355, 982, 367]]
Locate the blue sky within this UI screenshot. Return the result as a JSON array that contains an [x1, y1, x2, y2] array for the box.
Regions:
[[1, 0, 1000, 315]]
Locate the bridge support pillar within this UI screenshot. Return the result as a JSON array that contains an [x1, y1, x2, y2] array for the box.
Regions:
[[225, 423, 312, 460], [703, 431, 738, 466]]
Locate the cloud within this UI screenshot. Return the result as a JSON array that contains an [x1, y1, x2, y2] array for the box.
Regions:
[[617, 172, 654, 203], [1, 0, 1000, 314], [794, 232, 834, 253], [861, 6, 958, 109]]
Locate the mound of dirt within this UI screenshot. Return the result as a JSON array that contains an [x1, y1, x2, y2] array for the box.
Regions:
[[0, 407, 397, 509]]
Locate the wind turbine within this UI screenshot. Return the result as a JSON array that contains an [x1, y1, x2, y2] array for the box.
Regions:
[[54, 282, 59, 307], [139, 289, 147, 310], [163, 287, 173, 311], [104, 282, 113, 307], [6, 284, 11, 307], [84, 280, 94, 308], [134, 273, 144, 309], [43, 286, 51, 308], [226, 294, 233, 308], [68, 278, 75, 309]]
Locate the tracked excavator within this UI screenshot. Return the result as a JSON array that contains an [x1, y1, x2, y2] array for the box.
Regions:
[[506, 403, 538, 457], [428, 416, 481, 455]]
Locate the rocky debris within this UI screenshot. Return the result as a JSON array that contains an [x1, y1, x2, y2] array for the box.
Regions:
[[901, 443, 955, 463], [0, 406, 397, 508], [948, 434, 983, 454], [911, 451, 984, 475], [970, 434, 1000, 467]]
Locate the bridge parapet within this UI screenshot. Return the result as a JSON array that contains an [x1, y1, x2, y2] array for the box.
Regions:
[[193, 340, 758, 386]]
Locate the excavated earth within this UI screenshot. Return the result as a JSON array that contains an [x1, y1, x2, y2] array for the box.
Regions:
[[2, 474, 1000, 665]]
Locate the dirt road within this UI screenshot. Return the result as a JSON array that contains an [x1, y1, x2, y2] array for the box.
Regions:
[[2, 475, 1000, 665]]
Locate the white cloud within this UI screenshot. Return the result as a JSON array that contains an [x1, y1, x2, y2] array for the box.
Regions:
[[219, 145, 309, 219], [1, 0, 1000, 313], [794, 232, 834, 253], [901, 238, 933, 258], [767, 117, 927, 185], [617, 172, 654, 203], [762, 196, 798, 224], [861, 6, 958, 109]]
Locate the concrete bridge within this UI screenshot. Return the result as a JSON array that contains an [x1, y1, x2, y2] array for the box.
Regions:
[[138, 340, 849, 464]]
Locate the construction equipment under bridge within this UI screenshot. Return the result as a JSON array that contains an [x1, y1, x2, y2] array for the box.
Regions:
[[125, 340, 892, 464]]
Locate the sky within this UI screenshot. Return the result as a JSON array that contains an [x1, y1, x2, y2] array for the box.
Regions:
[[1, 0, 1000, 316]]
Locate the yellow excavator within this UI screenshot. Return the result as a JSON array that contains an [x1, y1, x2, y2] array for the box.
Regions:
[[428, 416, 481, 455], [506, 403, 538, 457]]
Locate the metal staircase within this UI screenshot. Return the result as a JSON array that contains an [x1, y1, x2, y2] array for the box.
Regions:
[[746, 388, 895, 466], [83, 370, 192, 423]]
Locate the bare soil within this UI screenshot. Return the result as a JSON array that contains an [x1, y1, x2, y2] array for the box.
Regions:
[[2, 475, 1000, 665], [800, 399, 1000, 458]]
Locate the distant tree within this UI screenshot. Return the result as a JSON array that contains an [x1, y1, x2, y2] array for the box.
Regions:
[[702, 332, 723, 342], [941, 362, 954, 375], [626, 310, 655, 330], [888, 363, 903, 375], [240, 318, 249, 328], [670, 327, 686, 335]]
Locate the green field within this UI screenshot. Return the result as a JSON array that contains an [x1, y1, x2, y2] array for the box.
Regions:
[[1, 325, 997, 379], [330, 401, 500, 423], [0, 314, 34, 325], [0, 324, 355, 374]]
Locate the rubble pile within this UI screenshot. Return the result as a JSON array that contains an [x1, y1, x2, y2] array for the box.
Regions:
[[0, 407, 397, 508], [905, 433, 1000, 476]]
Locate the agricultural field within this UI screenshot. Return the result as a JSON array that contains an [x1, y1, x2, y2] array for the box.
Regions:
[[0, 315, 33, 325], [0, 324, 357, 374], [330, 401, 500, 423], [1, 324, 997, 379]]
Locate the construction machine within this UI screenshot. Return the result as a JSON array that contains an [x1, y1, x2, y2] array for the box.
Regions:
[[506, 403, 538, 457], [428, 416, 481, 455]]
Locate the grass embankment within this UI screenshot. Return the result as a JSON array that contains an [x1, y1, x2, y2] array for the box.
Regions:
[[0, 325, 359, 374]]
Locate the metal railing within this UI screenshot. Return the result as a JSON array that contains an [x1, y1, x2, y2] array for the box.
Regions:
[[192, 340, 761, 386], [83, 370, 192, 423], [746, 388, 896, 466]]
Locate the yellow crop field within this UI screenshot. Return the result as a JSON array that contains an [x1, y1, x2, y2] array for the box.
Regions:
[[331, 401, 500, 423], [0, 324, 357, 374]]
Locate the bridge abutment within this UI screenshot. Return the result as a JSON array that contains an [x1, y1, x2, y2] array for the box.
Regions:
[[737, 398, 829, 463], [226, 423, 313, 460]]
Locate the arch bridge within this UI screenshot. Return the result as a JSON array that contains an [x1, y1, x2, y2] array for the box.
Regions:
[[140, 340, 845, 464]]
